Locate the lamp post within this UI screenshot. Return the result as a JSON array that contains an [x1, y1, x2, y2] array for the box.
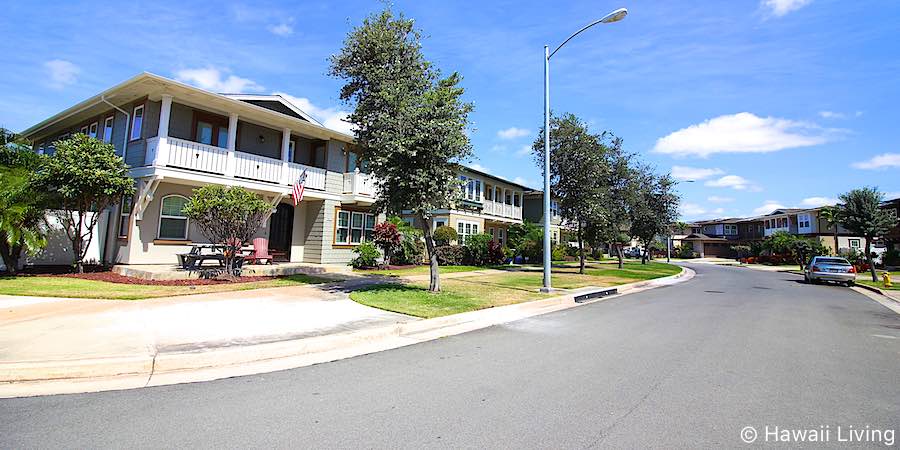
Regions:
[[542, 7, 628, 292]]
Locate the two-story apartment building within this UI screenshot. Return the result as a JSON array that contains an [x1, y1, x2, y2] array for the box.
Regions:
[[402, 166, 531, 246], [22, 72, 380, 267]]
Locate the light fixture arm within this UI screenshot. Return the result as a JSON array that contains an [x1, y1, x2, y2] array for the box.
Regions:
[[548, 8, 627, 59]]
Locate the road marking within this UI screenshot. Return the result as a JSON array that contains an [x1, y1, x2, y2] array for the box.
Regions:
[[871, 334, 897, 340]]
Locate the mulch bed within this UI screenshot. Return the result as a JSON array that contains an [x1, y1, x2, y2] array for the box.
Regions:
[[19, 271, 277, 286]]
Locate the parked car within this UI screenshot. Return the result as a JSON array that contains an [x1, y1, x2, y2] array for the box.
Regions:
[[623, 247, 642, 258], [804, 256, 857, 286]]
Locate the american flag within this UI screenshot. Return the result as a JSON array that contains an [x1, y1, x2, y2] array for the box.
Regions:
[[292, 170, 307, 206]]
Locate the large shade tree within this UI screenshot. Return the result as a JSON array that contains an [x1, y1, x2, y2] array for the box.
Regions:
[[629, 166, 680, 264], [836, 187, 894, 282], [532, 114, 607, 274], [330, 8, 473, 292], [587, 140, 635, 269], [32, 134, 134, 273]]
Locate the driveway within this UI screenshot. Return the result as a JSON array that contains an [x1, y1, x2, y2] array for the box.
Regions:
[[0, 282, 412, 363], [2, 263, 898, 448]]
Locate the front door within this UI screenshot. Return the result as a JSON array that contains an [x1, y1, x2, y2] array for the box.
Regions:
[[269, 203, 294, 261]]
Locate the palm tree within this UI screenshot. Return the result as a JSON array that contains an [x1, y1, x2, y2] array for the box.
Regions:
[[818, 206, 841, 255]]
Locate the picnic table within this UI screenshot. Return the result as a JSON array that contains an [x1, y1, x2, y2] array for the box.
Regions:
[[177, 244, 245, 274]]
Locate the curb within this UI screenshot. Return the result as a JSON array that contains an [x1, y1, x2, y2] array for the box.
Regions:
[[0, 267, 694, 398]]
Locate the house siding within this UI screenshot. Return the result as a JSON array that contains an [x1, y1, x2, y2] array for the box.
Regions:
[[237, 121, 282, 159]]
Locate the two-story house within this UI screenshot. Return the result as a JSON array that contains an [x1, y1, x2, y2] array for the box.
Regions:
[[682, 217, 764, 257], [22, 72, 379, 267], [761, 207, 868, 253], [402, 166, 531, 246], [522, 192, 562, 245], [879, 197, 900, 251]]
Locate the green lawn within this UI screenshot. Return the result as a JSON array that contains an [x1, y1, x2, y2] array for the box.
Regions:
[[856, 271, 899, 291], [0, 274, 329, 300], [355, 265, 486, 277], [350, 262, 682, 318]]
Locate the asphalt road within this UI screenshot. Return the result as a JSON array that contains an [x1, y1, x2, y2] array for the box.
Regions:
[[2, 264, 898, 448]]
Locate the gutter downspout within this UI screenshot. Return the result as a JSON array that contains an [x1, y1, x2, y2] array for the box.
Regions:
[[100, 95, 131, 267]]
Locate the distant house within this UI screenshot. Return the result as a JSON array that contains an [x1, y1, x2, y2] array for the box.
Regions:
[[682, 217, 763, 258], [879, 197, 900, 251], [762, 207, 868, 254]]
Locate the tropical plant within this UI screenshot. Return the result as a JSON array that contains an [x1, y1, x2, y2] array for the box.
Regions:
[[330, 7, 474, 292], [835, 187, 895, 281], [506, 220, 542, 261], [350, 241, 381, 268], [433, 225, 458, 246], [0, 135, 48, 274], [373, 222, 402, 265], [181, 185, 271, 278], [463, 233, 493, 266], [433, 245, 466, 266], [731, 245, 752, 261], [30, 134, 134, 273], [675, 243, 695, 259], [818, 206, 840, 255]]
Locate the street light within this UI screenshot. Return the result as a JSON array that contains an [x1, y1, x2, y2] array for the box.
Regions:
[[667, 179, 695, 263], [542, 7, 628, 292]]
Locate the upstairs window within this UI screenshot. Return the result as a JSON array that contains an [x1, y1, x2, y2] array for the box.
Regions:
[[103, 116, 114, 143], [130, 105, 144, 141], [724, 224, 737, 235], [88, 122, 98, 139], [458, 176, 481, 202]]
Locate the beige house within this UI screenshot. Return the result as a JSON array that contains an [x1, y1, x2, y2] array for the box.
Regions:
[[22, 72, 378, 267]]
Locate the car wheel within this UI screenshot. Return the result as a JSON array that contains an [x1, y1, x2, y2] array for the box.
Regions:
[[846, 281, 855, 287]]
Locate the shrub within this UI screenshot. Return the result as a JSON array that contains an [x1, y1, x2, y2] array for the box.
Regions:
[[551, 245, 567, 261], [433, 225, 458, 246], [883, 248, 900, 266], [349, 241, 380, 268], [434, 245, 466, 266], [395, 227, 425, 265], [675, 244, 695, 259], [463, 233, 495, 266], [373, 222, 402, 264], [565, 244, 579, 257], [731, 245, 752, 260]]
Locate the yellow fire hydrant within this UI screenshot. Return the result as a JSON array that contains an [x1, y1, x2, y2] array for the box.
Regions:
[[884, 272, 893, 288]]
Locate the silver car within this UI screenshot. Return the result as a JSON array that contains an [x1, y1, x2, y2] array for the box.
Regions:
[[804, 256, 857, 286]]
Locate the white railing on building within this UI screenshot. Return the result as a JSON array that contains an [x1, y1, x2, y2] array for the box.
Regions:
[[481, 199, 522, 220], [146, 136, 326, 191], [342, 169, 376, 197]]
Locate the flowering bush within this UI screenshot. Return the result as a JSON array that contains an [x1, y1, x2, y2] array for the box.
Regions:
[[373, 222, 402, 265]]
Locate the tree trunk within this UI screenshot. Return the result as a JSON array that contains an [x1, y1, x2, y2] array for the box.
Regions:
[[577, 221, 585, 274], [865, 239, 877, 282], [420, 215, 440, 292], [616, 244, 624, 269], [833, 229, 839, 256], [0, 236, 21, 275]]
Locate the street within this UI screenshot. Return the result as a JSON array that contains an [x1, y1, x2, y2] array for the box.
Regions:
[[2, 263, 898, 448]]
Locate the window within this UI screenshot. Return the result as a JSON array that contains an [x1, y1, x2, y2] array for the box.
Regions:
[[346, 151, 358, 172], [798, 214, 811, 229], [498, 228, 504, 245], [287, 140, 296, 162], [458, 176, 482, 202], [849, 239, 860, 249], [434, 219, 447, 229], [550, 200, 560, 217], [456, 220, 479, 243], [80, 125, 89, 135], [118, 196, 133, 238], [103, 117, 114, 143], [130, 105, 144, 141], [88, 122, 98, 139], [335, 210, 376, 245], [724, 224, 737, 235], [158, 195, 189, 240], [513, 192, 520, 207]]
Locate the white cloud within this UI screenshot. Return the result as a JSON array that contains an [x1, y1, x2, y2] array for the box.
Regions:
[[705, 175, 761, 191], [516, 145, 532, 158], [671, 165, 724, 181], [273, 92, 354, 135], [800, 196, 837, 207], [753, 201, 788, 216], [175, 67, 264, 93], [490, 144, 507, 152], [818, 110, 845, 119], [762, 0, 812, 17], [497, 127, 531, 140], [707, 195, 734, 203], [653, 112, 830, 158], [851, 153, 900, 170], [44, 59, 79, 89], [681, 203, 707, 216], [268, 21, 294, 36]]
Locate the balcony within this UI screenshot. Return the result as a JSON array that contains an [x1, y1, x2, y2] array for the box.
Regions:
[[342, 169, 377, 197], [144, 136, 326, 191], [482, 199, 522, 220]]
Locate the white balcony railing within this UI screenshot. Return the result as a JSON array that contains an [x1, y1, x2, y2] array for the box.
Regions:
[[482, 199, 522, 220], [146, 136, 326, 191], [343, 169, 376, 197]]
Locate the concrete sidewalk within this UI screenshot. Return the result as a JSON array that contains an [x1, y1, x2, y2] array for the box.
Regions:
[[0, 267, 693, 398]]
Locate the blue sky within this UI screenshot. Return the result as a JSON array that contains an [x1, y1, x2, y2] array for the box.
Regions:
[[1, 0, 898, 220]]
